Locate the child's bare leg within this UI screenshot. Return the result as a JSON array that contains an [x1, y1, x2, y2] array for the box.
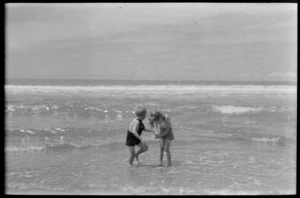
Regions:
[[128, 146, 135, 166], [159, 138, 166, 166], [135, 142, 148, 163], [165, 140, 172, 166]]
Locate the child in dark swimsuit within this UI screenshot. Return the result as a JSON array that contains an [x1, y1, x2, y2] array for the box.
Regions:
[[126, 105, 154, 167]]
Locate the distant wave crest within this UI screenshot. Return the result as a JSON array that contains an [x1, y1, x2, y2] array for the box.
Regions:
[[212, 105, 263, 114], [5, 84, 296, 94], [251, 137, 281, 143], [5, 145, 46, 153]]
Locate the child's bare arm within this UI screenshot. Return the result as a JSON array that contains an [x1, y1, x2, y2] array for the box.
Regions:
[[157, 117, 172, 138], [144, 128, 155, 133]]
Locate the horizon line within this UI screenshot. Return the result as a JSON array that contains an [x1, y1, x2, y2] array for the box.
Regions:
[[5, 78, 297, 83]]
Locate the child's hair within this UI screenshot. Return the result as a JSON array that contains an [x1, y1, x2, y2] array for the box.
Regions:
[[134, 105, 147, 118], [149, 110, 163, 125]]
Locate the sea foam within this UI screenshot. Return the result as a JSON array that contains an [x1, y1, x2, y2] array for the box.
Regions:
[[212, 105, 263, 114], [5, 85, 296, 94]]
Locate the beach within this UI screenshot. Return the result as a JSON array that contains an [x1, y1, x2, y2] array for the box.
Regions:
[[5, 80, 297, 195]]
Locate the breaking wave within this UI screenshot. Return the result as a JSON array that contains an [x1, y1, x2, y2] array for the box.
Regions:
[[212, 105, 263, 114], [5, 84, 296, 94]]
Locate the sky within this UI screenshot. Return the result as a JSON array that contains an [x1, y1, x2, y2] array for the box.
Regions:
[[5, 3, 297, 81]]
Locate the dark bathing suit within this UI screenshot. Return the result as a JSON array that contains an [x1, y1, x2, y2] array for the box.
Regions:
[[126, 119, 145, 146]]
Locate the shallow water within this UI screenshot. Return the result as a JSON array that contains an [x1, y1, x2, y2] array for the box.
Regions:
[[5, 83, 296, 195]]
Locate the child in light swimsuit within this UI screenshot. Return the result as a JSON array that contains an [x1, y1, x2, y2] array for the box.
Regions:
[[149, 110, 174, 166]]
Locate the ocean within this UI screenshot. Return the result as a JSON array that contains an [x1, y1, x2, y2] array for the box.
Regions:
[[5, 79, 297, 195]]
